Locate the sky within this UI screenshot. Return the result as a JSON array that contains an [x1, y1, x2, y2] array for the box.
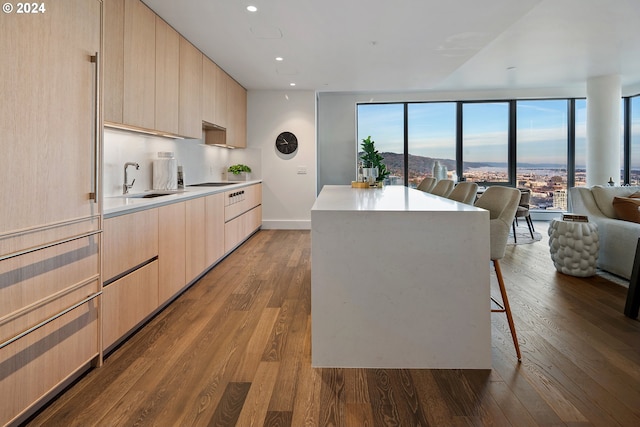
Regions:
[[357, 98, 640, 168]]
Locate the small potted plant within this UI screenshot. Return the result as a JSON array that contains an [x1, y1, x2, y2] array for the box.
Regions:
[[360, 136, 389, 187], [228, 164, 252, 181]]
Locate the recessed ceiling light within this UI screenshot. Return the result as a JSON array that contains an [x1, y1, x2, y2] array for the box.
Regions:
[[290, 83, 296, 87], [247, 5, 257, 12], [275, 57, 284, 61]]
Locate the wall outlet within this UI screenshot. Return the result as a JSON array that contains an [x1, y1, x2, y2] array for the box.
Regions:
[[297, 166, 307, 175]]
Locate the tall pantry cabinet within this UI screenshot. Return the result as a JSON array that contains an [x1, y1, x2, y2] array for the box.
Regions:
[[0, 1, 103, 425]]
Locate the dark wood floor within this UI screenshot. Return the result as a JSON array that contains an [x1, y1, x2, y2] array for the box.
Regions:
[[27, 223, 640, 426]]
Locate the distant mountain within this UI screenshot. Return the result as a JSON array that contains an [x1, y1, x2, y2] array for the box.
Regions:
[[372, 152, 568, 175]]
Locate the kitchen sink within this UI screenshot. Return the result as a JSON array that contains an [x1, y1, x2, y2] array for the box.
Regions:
[[122, 191, 183, 199], [188, 182, 238, 187]]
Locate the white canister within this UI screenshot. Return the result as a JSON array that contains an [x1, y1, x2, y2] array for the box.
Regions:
[[153, 152, 177, 190]]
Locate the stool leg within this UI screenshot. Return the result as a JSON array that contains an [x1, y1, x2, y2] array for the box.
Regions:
[[493, 259, 522, 361]]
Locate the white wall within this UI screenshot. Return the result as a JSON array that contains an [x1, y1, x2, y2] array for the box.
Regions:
[[247, 90, 317, 229], [103, 128, 260, 197]]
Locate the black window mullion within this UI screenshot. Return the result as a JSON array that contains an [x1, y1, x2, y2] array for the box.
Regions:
[[624, 97, 631, 185], [404, 103, 409, 187], [509, 100, 517, 186], [456, 102, 463, 180], [567, 99, 576, 189]]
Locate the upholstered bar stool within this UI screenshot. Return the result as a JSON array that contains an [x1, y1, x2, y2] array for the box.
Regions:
[[430, 179, 455, 197], [447, 182, 479, 205], [417, 176, 437, 192], [474, 186, 522, 361]]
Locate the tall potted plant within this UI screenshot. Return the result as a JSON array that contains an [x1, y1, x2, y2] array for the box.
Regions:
[[360, 136, 389, 186]]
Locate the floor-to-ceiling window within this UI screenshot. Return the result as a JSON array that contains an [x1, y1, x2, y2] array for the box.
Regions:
[[631, 96, 640, 185], [356, 103, 405, 184], [574, 99, 587, 187], [407, 102, 456, 188], [356, 96, 634, 208], [461, 102, 510, 184], [516, 100, 568, 210]]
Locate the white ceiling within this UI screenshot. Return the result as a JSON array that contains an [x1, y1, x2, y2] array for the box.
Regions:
[[142, 0, 640, 95]]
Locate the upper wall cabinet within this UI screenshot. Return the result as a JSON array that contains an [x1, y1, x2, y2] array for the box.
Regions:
[[202, 57, 218, 126], [104, 0, 124, 124], [155, 16, 180, 135], [179, 37, 203, 139], [226, 78, 247, 148], [104, 0, 156, 130]]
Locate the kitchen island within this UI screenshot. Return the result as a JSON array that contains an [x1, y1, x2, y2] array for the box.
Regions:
[[311, 185, 491, 369]]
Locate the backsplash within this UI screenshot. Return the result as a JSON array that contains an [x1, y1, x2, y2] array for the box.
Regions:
[[103, 128, 260, 197]]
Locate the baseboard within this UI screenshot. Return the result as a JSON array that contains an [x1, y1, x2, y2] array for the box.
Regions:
[[261, 220, 311, 230]]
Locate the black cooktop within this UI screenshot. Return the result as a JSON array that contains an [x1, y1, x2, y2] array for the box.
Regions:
[[188, 182, 237, 187]]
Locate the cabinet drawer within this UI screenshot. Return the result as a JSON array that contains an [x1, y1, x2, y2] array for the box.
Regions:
[[0, 236, 100, 344], [102, 260, 159, 351], [0, 297, 99, 426], [224, 205, 262, 253], [103, 209, 158, 282], [224, 184, 262, 222]]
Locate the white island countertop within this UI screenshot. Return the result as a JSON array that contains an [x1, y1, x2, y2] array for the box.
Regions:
[[311, 185, 491, 369], [311, 184, 483, 212]]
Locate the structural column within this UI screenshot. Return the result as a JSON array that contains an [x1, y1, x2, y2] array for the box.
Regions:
[[586, 74, 621, 186]]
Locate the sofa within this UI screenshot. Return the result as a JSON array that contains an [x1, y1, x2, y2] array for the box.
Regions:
[[569, 185, 640, 279]]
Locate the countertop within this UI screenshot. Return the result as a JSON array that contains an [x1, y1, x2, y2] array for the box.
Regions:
[[311, 184, 484, 212], [103, 180, 262, 218]]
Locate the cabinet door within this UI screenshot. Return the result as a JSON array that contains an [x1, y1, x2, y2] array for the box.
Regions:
[[179, 37, 203, 139], [186, 198, 206, 282], [226, 78, 247, 148], [104, 0, 125, 124], [205, 193, 225, 266], [215, 66, 228, 128], [102, 260, 159, 351], [202, 57, 218, 125], [158, 202, 186, 304], [123, 0, 156, 130], [0, 0, 101, 234], [155, 16, 180, 134], [103, 209, 159, 282]]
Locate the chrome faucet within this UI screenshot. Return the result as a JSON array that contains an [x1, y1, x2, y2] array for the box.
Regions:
[[123, 162, 140, 194]]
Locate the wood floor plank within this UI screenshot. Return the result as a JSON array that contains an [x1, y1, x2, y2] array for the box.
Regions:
[[207, 382, 252, 427], [235, 361, 280, 427], [25, 227, 640, 427]]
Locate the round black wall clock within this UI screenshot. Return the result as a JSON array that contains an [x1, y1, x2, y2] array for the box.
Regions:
[[275, 131, 298, 155]]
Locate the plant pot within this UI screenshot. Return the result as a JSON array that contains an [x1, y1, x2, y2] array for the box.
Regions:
[[231, 172, 250, 181]]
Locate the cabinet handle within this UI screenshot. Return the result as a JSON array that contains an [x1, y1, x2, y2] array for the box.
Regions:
[[89, 52, 100, 202], [0, 291, 102, 350], [0, 229, 102, 262]]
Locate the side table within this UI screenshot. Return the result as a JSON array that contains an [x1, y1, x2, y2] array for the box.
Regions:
[[548, 219, 599, 277]]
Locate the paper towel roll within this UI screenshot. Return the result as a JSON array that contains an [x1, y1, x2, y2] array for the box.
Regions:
[[153, 153, 177, 190]]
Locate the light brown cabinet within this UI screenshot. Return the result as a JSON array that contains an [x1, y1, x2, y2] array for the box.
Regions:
[[226, 77, 247, 148], [155, 16, 180, 134], [102, 260, 159, 350], [179, 37, 203, 139], [158, 202, 187, 304], [102, 209, 159, 352], [205, 193, 226, 266], [224, 184, 262, 252], [105, 0, 156, 130], [103, 209, 159, 281], [202, 57, 218, 126], [123, 0, 156, 130], [104, 0, 125, 124], [186, 197, 207, 282], [0, 0, 102, 424]]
